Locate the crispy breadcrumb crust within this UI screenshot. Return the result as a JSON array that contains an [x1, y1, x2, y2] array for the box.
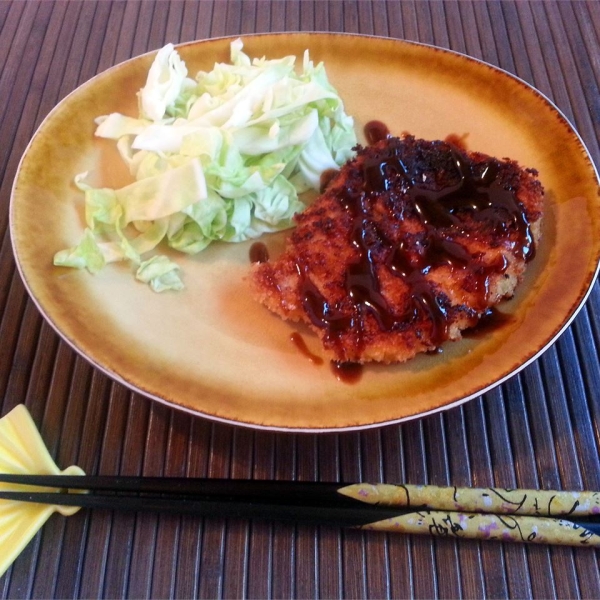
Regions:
[[250, 135, 544, 363]]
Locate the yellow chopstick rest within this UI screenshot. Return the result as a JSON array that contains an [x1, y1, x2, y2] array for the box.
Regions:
[[361, 510, 600, 547], [0, 404, 85, 578], [339, 483, 600, 517]]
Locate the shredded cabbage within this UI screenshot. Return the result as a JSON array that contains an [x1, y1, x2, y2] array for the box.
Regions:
[[55, 39, 357, 291]]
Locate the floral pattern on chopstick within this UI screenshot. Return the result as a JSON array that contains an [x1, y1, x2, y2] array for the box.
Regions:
[[361, 510, 600, 547], [339, 483, 600, 517]]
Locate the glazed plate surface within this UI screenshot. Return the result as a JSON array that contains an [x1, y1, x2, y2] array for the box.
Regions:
[[10, 34, 600, 431]]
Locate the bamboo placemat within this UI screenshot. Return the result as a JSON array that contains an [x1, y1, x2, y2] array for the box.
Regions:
[[0, 1, 599, 598]]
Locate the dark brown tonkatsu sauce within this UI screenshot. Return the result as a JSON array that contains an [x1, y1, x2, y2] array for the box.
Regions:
[[444, 133, 468, 151], [249, 241, 269, 263], [320, 168, 340, 193], [289, 332, 324, 365], [364, 120, 390, 145], [462, 307, 515, 338], [331, 361, 363, 384], [298, 122, 535, 357]]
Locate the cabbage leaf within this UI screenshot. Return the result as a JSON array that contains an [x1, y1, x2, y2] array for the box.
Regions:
[[55, 39, 356, 291]]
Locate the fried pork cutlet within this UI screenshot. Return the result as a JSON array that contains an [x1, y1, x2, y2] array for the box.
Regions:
[[250, 134, 544, 364]]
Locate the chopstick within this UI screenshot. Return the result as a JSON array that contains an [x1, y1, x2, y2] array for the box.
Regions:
[[0, 489, 408, 527], [1, 475, 599, 547], [1, 475, 599, 515], [0, 475, 352, 505]]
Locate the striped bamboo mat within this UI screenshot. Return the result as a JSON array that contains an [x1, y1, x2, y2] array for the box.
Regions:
[[1, 1, 599, 597]]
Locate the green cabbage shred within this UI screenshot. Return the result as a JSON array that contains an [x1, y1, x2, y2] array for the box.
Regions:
[[54, 39, 357, 291]]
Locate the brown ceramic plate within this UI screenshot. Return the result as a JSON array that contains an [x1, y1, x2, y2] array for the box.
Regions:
[[10, 34, 600, 431]]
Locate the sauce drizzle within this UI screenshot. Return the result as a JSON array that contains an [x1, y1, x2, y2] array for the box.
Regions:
[[249, 241, 269, 263], [290, 332, 324, 365], [297, 125, 535, 357], [320, 168, 339, 193], [331, 361, 363, 384], [364, 120, 390, 145], [462, 307, 515, 338]]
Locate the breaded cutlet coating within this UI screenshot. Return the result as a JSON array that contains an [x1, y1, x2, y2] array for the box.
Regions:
[[251, 135, 544, 364]]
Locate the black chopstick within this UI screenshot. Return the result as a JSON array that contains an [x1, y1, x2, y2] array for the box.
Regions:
[[2, 475, 600, 518], [0, 474, 359, 507], [0, 490, 408, 528]]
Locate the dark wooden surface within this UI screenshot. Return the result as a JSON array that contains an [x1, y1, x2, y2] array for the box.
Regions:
[[1, 1, 600, 598]]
